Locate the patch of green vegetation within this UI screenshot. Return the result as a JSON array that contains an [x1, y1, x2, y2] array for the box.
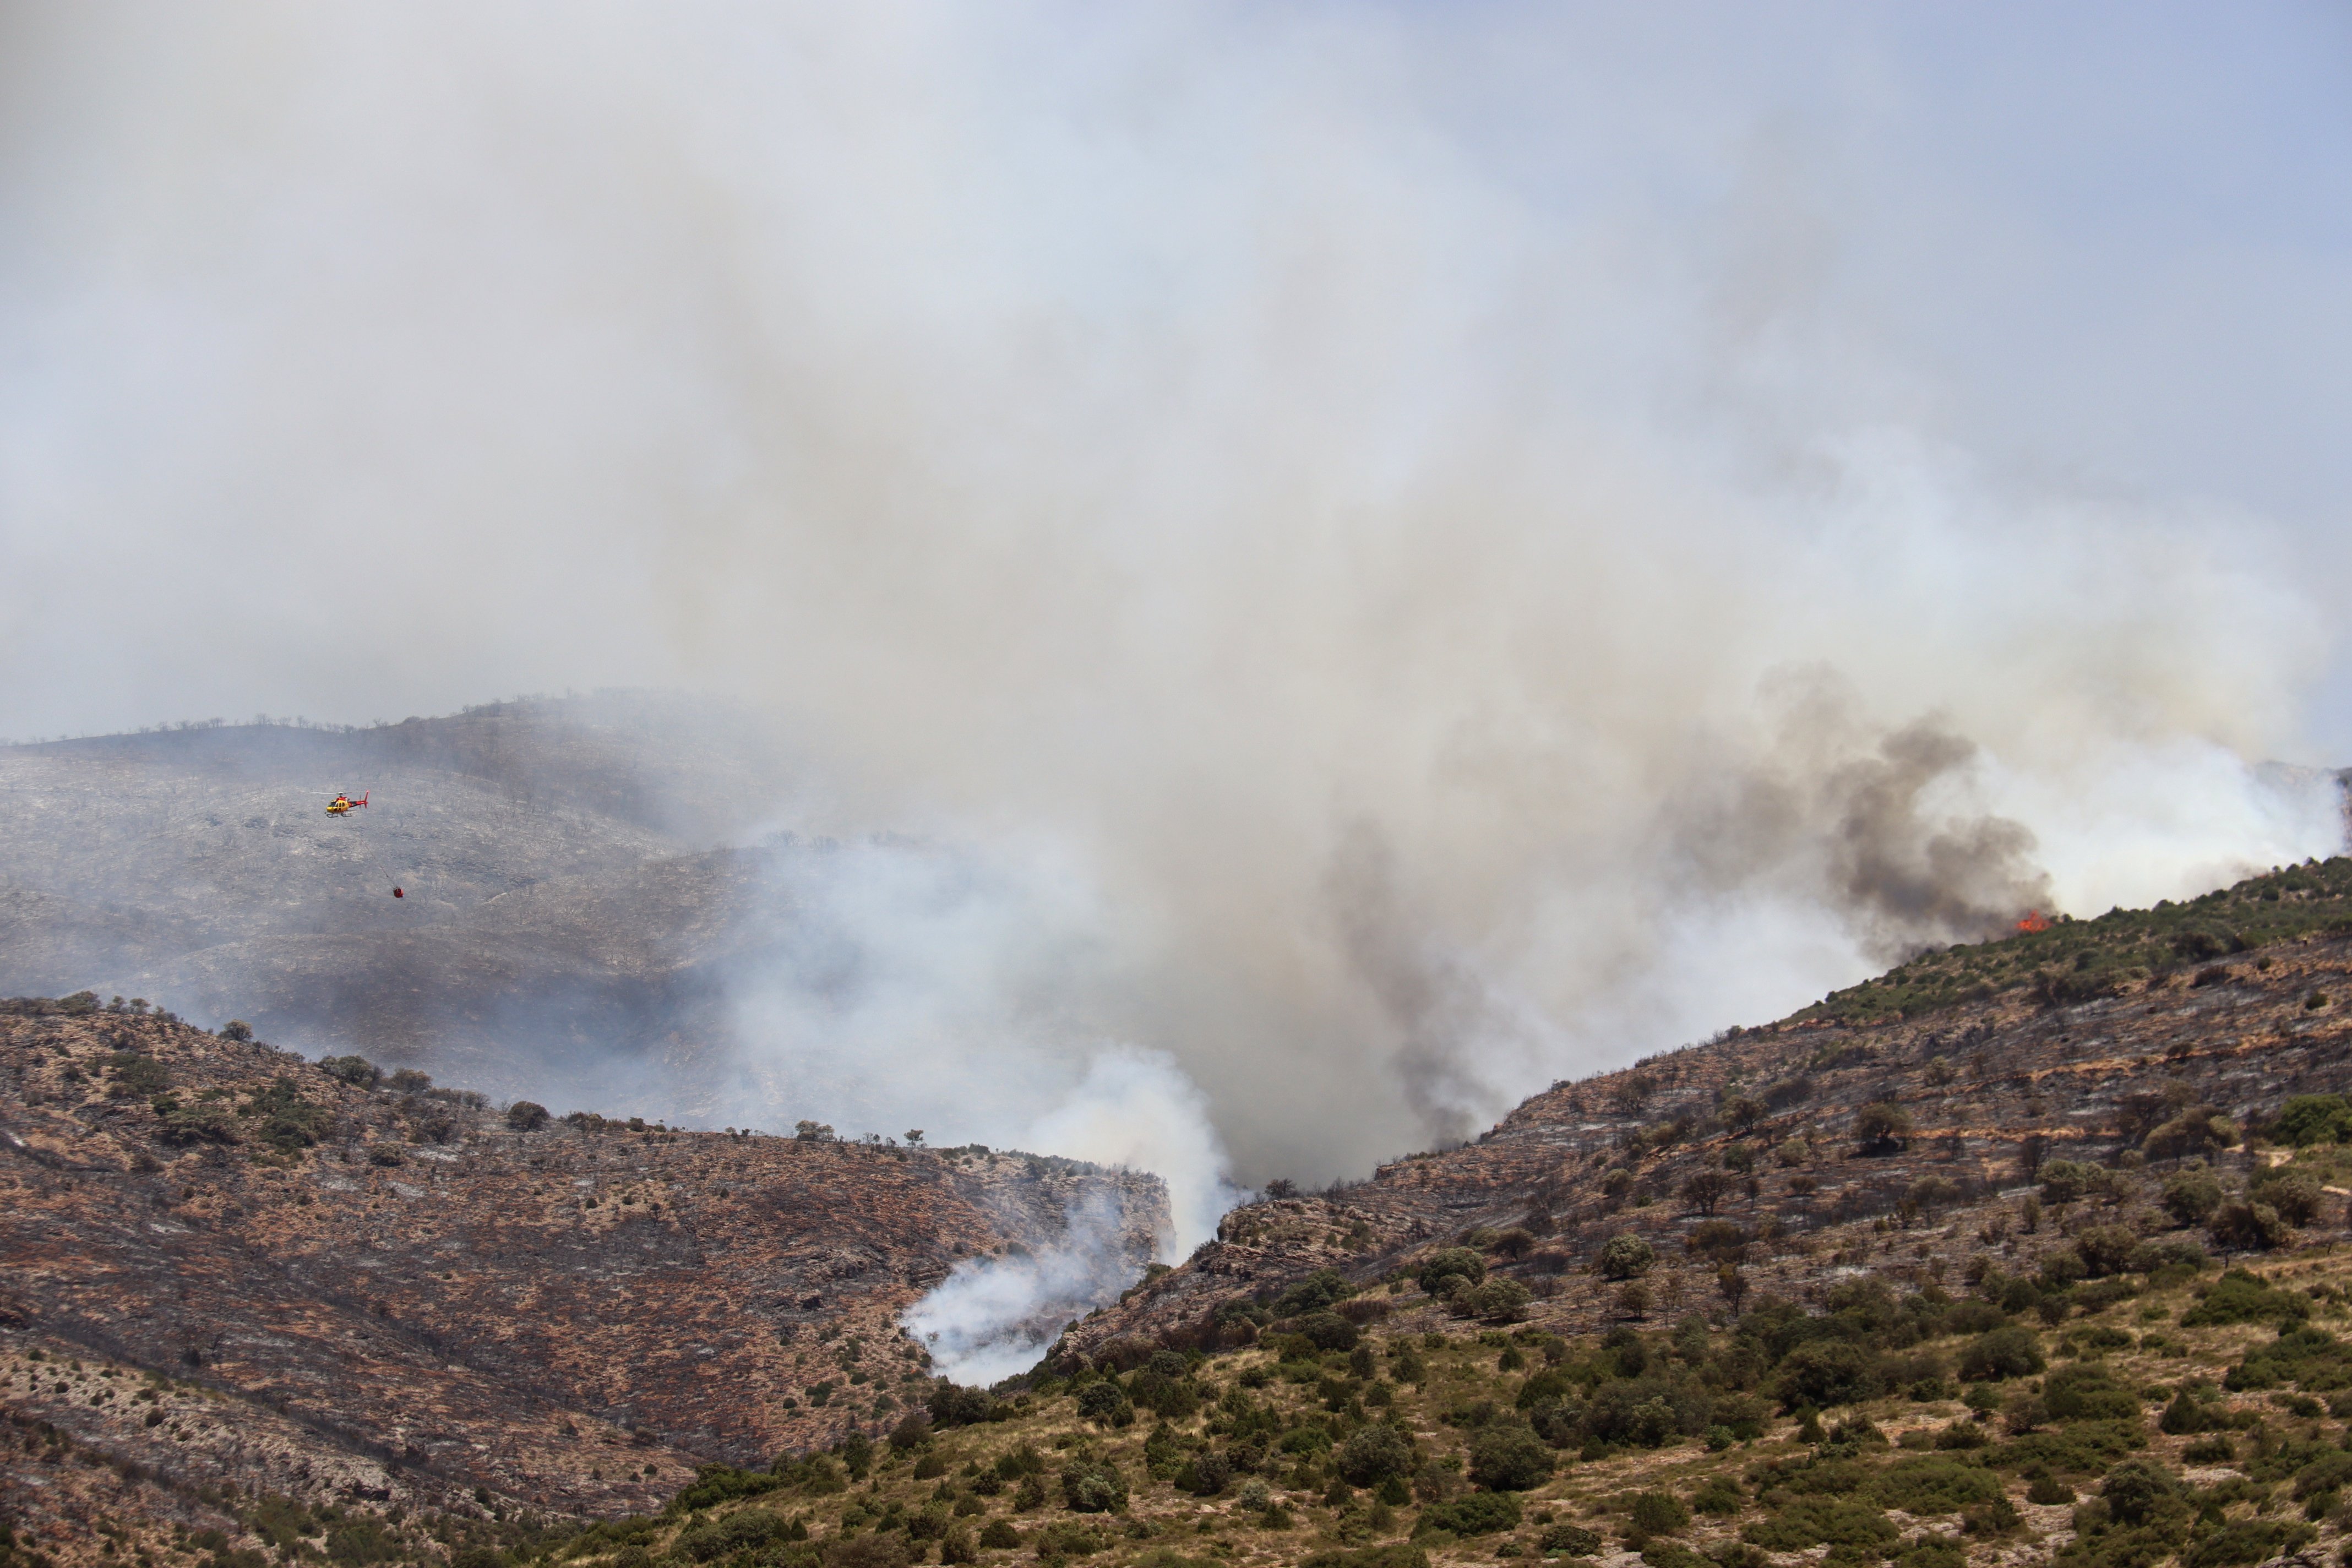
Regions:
[[1740, 1497, 1898, 1553], [2223, 1324, 2352, 1392], [2181, 1269, 2311, 1329], [1793, 856, 2352, 1025]]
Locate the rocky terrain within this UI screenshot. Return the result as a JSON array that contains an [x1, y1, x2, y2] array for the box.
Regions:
[[12, 857, 2352, 1568], [0, 1005, 1164, 1556], [1059, 856, 2352, 1368]]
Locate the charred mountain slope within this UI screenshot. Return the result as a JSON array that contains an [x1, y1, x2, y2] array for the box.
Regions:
[[0, 1004, 1166, 1526], [1059, 856, 2352, 1366], [0, 697, 806, 1111], [0, 700, 898, 1114]]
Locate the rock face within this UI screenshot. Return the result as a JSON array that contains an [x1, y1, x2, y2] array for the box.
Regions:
[[1057, 862, 2352, 1365], [0, 1003, 1167, 1524]]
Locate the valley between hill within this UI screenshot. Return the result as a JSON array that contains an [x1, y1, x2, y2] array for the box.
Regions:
[[8, 857, 2352, 1568]]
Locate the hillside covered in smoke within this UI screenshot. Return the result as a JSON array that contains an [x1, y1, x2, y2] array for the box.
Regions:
[[1, 698, 2345, 1213]]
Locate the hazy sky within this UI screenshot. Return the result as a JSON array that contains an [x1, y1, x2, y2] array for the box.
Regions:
[[2, 3, 2347, 751], [4, 4, 2350, 1186]]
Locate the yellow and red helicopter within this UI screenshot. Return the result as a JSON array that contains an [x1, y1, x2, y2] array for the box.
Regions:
[[324, 792, 368, 816]]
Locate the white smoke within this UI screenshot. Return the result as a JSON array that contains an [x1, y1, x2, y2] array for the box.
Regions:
[[720, 833, 1238, 1244], [3, 6, 2350, 1209], [899, 1189, 1145, 1390]]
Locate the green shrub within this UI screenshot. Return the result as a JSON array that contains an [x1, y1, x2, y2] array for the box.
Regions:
[[1457, 1279, 1533, 1323], [2043, 1366, 2142, 1422], [976, 1522, 1020, 1549], [2273, 1095, 2352, 1147], [1299, 1547, 1429, 1568], [2182, 1519, 2314, 1568], [2098, 1460, 2182, 1528], [1413, 1491, 1521, 1538], [2225, 1324, 2352, 1392], [1962, 1495, 2023, 1538], [1777, 1341, 1877, 1410], [1275, 1269, 1358, 1316], [674, 1510, 791, 1560], [2040, 1161, 2114, 1206], [1297, 1311, 1360, 1351], [2159, 1391, 2218, 1434], [668, 1464, 781, 1513], [1639, 1544, 1706, 1568], [1869, 1458, 2005, 1515], [1891, 1538, 1964, 1568], [1957, 1327, 2045, 1382], [2027, 1475, 2076, 1504], [105, 1054, 172, 1097], [1468, 1424, 1556, 1491], [2144, 1114, 2234, 1163], [1597, 1233, 1656, 1280], [1335, 1424, 1414, 1487], [1415, 1249, 1486, 1294], [2074, 1227, 2141, 1278], [2206, 1201, 2290, 1253], [1061, 1455, 1127, 1512], [317, 1055, 379, 1088], [2182, 1269, 2309, 1327], [240, 1075, 331, 1152], [1990, 1421, 2148, 1476], [1740, 1498, 1897, 1553], [1539, 1525, 1602, 1555], [1629, 1491, 1690, 1534], [150, 1094, 240, 1146], [2250, 1167, 2324, 1225], [2160, 1167, 2225, 1227], [1691, 1477, 1744, 1516]]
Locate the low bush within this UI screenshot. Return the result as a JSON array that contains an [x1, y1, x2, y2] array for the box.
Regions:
[[1629, 1491, 1690, 1534], [1691, 1477, 1744, 1516], [1468, 1424, 1555, 1491], [1061, 1455, 1128, 1513], [1741, 1498, 1897, 1554], [1957, 1326, 2046, 1382], [2182, 1269, 2309, 1327], [1412, 1491, 1521, 1538], [2161, 1169, 2225, 1226], [1869, 1458, 2005, 1515], [1539, 1525, 1602, 1555], [2043, 1365, 2143, 1422], [1415, 1249, 1485, 1294]]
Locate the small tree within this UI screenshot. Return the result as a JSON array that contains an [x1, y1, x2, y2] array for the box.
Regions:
[[1680, 1170, 1732, 1216], [904, 1129, 924, 1146], [2162, 1166, 2223, 1226], [2018, 1133, 2050, 1180], [2207, 1200, 2289, 1252], [1855, 1102, 1912, 1154], [1596, 1232, 1656, 1280], [505, 1100, 550, 1132], [1716, 1261, 1749, 1318], [1722, 1096, 1766, 1136]]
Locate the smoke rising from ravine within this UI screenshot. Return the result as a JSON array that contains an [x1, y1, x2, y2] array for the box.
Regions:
[[2, 8, 2350, 1204]]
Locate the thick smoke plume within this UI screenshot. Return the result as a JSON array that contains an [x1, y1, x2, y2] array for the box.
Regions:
[[2, 5, 2348, 1229]]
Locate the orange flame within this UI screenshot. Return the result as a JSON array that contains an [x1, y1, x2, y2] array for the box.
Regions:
[[2016, 910, 2051, 933]]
